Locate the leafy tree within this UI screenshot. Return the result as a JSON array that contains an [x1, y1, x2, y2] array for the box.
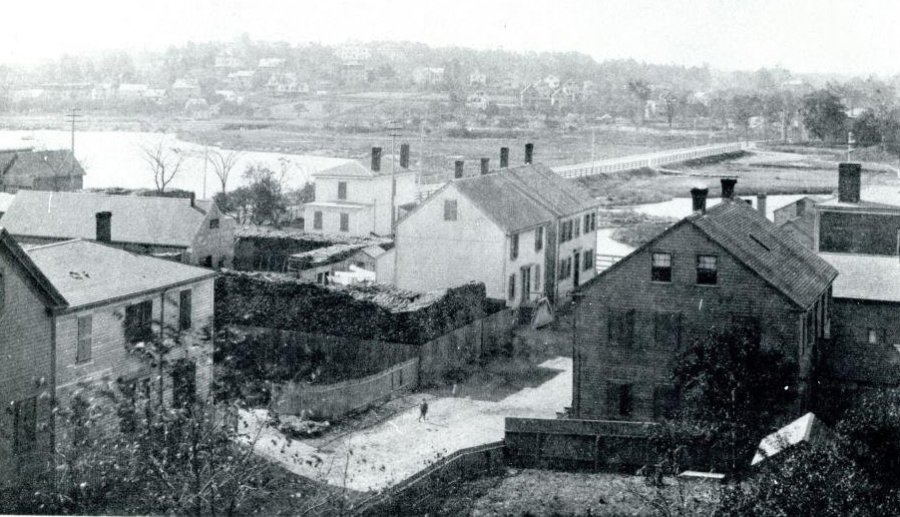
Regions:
[[727, 94, 762, 136], [215, 165, 288, 226], [852, 110, 883, 147], [801, 89, 848, 143], [628, 79, 652, 126], [672, 325, 798, 473]]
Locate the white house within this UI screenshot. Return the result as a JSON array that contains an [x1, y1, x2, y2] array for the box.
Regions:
[[303, 147, 418, 237], [393, 147, 599, 307]]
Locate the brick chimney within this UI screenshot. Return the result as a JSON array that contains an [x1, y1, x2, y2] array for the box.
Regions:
[[480, 158, 490, 175], [500, 147, 509, 168], [691, 188, 709, 214], [797, 198, 807, 216], [400, 143, 410, 169], [96, 211, 112, 243], [838, 163, 861, 203], [524, 143, 534, 165], [757, 193, 767, 218], [454, 160, 464, 179], [371, 147, 382, 172], [720, 178, 737, 200]]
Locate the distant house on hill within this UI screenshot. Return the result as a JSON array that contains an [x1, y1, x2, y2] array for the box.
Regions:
[[304, 146, 418, 238], [393, 144, 599, 307], [0, 191, 234, 268], [572, 180, 837, 421], [0, 149, 85, 193]]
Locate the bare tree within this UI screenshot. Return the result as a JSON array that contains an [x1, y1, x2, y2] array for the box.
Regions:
[[140, 140, 186, 193], [208, 148, 244, 194]]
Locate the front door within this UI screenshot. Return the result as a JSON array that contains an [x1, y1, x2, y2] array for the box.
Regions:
[[521, 265, 532, 303], [573, 250, 581, 287]]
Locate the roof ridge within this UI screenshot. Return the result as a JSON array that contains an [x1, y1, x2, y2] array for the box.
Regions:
[[22, 238, 84, 252]]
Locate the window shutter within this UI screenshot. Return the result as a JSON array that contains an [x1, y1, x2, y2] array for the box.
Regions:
[[179, 290, 192, 331], [77, 315, 92, 363]]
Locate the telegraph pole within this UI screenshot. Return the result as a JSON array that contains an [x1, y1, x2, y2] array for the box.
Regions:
[[66, 108, 83, 189], [388, 120, 402, 237]]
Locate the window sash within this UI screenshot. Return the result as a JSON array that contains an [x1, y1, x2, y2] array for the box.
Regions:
[[340, 213, 350, 232], [510, 233, 519, 260], [508, 274, 516, 300], [696, 255, 718, 285], [443, 200, 458, 221], [313, 211, 323, 229], [535, 227, 543, 251], [337, 181, 347, 200]]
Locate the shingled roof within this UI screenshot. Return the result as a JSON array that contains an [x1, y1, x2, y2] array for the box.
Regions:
[[452, 172, 557, 233], [2, 190, 210, 248], [501, 163, 599, 217], [0, 149, 85, 181], [689, 201, 837, 309]]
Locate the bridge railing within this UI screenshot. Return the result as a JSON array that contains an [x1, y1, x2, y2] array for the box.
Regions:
[[553, 141, 754, 179]]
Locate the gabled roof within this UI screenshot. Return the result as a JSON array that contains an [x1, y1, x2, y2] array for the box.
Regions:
[[0, 192, 14, 212], [586, 200, 837, 309], [25, 239, 215, 309], [452, 173, 556, 233], [2, 191, 210, 247], [0, 227, 67, 309], [501, 163, 599, 217], [313, 156, 412, 178], [0, 149, 85, 180]]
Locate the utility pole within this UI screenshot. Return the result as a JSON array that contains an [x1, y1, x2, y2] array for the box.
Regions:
[[388, 120, 402, 237], [66, 108, 82, 190]]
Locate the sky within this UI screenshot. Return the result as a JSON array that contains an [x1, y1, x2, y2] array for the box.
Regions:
[[2, 0, 899, 76]]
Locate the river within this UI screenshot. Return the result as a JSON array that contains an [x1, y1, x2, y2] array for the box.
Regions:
[[0, 130, 349, 197]]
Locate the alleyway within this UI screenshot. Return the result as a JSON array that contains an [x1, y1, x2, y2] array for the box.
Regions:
[[239, 356, 572, 492]]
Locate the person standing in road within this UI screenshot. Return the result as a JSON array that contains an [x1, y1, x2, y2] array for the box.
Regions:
[[418, 399, 429, 422]]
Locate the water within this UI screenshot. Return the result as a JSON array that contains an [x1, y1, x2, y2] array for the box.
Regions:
[[0, 130, 350, 198]]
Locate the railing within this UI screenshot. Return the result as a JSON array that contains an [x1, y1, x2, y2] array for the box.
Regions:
[[596, 253, 625, 272], [552, 141, 754, 178]]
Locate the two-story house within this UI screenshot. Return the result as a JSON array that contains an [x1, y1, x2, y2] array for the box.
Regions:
[[1, 190, 235, 268], [304, 146, 417, 237], [572, 180, 837, 421], [0, 149, 85, 193], [393, 147, 598, 307], [0, 228, 215, 481]]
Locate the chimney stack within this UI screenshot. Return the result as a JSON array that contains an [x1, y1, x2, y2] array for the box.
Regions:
[[96, 211, 112, 243], [524, 143, 534, 165], [480, 158, 490, 175], [838, 163, 861, 203], [371, 147, 382, 172], [720, 178, 737, 200], [400, 143, 410, 169], [797, 198, 807, 216], [690, 188, 709, 214], [757, 193, 767, 218], [454, 160, 464, 179], [500, 147, 509, 168]]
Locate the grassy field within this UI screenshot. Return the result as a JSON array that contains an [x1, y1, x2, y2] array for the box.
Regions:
[[416, 469, 721, 516]]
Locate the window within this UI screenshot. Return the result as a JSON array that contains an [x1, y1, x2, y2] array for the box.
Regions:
[[202, 255, 213, 268], [654, 312, 681, 348], [340, 212, 349, 232], [316, 272, 330, 284], [125, 300, 153, 343], [313, 211, 323, 230], [179, 290, 192, 331], [583, 249, 594, 271], [443, 200, 458, 221], [584, 214, 591, 233], [868, 329, 881, 344], [608, 308, 635, 347], [510, 233, 519, 260], [591, 213, 597, 231], [534, 264, 542, 292], [535, 227, 543, 251], [76, 315, 92, 363], [0, 268, 5, 314], [696, 255, 718, 285], [574, 218, 581, 237], [13, 397, 36, 454], [508, 274, 516, 300], [337, 181, 347, 200], [558, 257, 572, 280], [606, 382, 633, 417], [209, 218, 220, 230], [651, 252, 672, 282]]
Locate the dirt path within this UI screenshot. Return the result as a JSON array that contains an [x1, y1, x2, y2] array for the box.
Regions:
[[239, 357, 572, 492]]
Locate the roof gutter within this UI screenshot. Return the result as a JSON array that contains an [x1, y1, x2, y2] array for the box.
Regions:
[[49, 272, 217, 316]]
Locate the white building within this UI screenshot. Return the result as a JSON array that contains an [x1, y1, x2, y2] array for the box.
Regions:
[[393, 148, 599, 306], [304, 147, 418, 237]]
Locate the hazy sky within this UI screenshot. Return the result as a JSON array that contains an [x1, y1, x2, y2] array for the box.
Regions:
[[3, 0, 899, 75]]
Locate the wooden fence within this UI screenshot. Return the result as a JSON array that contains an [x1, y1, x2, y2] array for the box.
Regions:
[[595, 253, 625, 272], [350, 441, 506, 515], [552, 141, 753, 178], [275, 358, 419, 420]]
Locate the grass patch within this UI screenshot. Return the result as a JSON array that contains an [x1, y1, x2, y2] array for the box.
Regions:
[[679, 150, 748, 168]]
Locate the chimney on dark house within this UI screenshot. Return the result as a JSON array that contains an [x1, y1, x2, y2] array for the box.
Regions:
[[96, 211, 112, 243], [480, 158, 490, 175], [454, 160, 464, 179], [500, 147, 509, 168], [838, 163, 861, 203], [400, 143, 410, 169], [371, 147, 382, 172], [691, 188, 709, 214], [524, 143, 534, 164], [757, 193, 767, 218], [720, 178, 737, 200]]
